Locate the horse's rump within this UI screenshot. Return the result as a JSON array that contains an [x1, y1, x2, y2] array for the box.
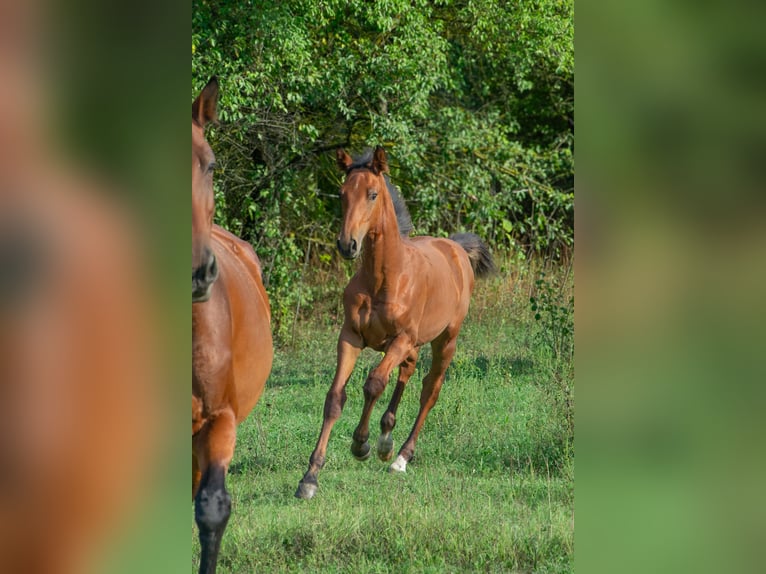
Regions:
[[409, 235, 474, 289]]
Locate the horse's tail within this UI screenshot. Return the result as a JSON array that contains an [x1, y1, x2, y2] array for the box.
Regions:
[[450, 233, 496, 279]]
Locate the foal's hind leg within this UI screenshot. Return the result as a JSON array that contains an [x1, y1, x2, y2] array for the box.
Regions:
[[193, 408, 237, 574], [351, 336, 413, 461], [377, 348, 419, 461], [390, 332, 457, 473]]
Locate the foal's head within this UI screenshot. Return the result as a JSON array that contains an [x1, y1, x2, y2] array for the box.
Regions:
[[192, 77, 219, 302], [335, 146, 391, 260]]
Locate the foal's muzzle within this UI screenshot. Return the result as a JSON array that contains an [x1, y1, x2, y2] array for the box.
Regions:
[[192, 248, 219, 303], [337, 237, 360, 260]]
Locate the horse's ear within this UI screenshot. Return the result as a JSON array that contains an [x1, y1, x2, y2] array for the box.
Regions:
[[193, 77, 219, 127], [336, 148, 352, 172], [372, 146, 389, 175]]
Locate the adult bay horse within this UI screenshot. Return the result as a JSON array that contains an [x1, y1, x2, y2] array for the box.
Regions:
[[192, 77, 273, 573], [295, 147, 494, 499]]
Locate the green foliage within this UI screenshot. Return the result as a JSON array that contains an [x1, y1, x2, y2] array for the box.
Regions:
[[530, 271, 574, 364], [529, 269, 574, 442], [193, 0, 573, 341]]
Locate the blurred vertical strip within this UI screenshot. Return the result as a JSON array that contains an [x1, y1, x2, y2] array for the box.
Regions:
[[578, 1, 766, 574], [0, 0, 187, 572]]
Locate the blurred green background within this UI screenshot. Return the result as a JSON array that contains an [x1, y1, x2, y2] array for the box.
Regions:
[[53, 0, 188, 572], [578, 1, 766, 573]]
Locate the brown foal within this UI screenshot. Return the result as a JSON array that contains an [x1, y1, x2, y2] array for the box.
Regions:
[[192, 78, 273, 573], [296, 147, 494, 499]]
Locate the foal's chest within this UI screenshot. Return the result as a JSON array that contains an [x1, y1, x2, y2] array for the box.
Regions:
[[353, 294, 410, 351]]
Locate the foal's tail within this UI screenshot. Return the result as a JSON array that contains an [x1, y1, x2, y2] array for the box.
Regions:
[[450, 233, 496, 279]]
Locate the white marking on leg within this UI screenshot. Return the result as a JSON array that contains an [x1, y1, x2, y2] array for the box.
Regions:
[[389, 454, 407, 473]]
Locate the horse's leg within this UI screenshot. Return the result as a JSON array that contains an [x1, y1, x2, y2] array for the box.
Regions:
[[193, 408, 237, 574], [295, 328, 362, 500], [390, 333, 457, 473], [377, 347, 419, 461], [351, 337, 413, 461], [192, 451, 201, 499]]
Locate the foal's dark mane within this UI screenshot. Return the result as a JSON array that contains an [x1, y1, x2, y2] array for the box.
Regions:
[[347, 149, 414, 236]]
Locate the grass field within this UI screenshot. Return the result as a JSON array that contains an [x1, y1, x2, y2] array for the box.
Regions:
[[192, 261, 574, 573]]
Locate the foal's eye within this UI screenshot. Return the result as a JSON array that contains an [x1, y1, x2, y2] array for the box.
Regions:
[[206, 161, 217, 174], [368, 190, 378, 201]]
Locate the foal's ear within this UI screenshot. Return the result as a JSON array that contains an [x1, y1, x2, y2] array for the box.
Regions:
[[336, 148, 353, 172], [371, 146, 389, 175], [192, 77, 219, 127]]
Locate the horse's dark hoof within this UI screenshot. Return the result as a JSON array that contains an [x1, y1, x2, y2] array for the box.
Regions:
[[377, 433, 394, 461], [351, 441, 371, 461], [295, 481, 317, 500]]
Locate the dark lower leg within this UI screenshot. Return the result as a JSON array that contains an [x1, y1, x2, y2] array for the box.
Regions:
[[296, 334, 361, 499], [350, 339, 412, 461], [195, 465, 230, 574], [397, 374, 444, 464], [395, 337, 455, 467], [351, 371, 388, 460], [378, 351, 418, 460], [193, 410, 237, 574], [296, 386, 346, 494]]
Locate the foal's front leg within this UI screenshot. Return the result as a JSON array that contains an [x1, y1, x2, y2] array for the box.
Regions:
[[295, 328, 362, 500], [351, 336, 413, 461]]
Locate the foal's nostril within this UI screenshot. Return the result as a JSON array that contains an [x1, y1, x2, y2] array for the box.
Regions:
[[192, 249, 219, 300], [205, 253, 218, 283], [336, 237, 359, 259]]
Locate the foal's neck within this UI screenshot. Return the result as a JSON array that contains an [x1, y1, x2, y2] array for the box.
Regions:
[[361, 191, 404, 295]]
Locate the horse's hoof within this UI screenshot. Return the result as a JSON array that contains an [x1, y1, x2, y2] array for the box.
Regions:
[[377, 433, 394, 461], [351, 441, 371, 461], [389, 454, 408, 473], [295, 481, 317, 500]]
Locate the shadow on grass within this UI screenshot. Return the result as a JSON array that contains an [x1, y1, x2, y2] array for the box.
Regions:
[[472, 355, 535, 377], [266, 362, 335, 388], [228, 458, 265, 477]]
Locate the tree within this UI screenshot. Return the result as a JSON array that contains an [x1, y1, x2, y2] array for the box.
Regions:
[[192, 0, 574, 340]]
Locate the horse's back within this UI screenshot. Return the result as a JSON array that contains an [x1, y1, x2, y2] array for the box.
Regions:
[[211, 225, 267, 300], [210, 225, 273, 422], [405, 235, 475, 340], [410, 235, 474, 297]]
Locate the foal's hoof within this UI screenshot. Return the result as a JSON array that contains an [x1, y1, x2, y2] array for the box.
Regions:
[[351, 441, 371, 461], [295, 481, 317, 500], [376, 433, 394, 461], [389, 454, 408, 473]]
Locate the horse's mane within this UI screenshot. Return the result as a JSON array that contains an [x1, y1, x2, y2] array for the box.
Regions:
[[348, 150, 413, 236]]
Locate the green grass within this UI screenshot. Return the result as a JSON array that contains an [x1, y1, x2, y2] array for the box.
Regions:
[[193, 264, 574, 573]]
